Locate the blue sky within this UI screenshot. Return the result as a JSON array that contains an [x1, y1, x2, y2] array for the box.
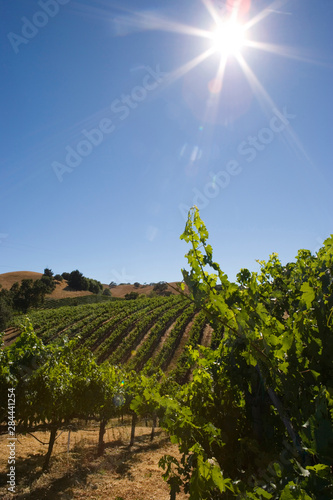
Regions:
[[1, 0, 332, 285]]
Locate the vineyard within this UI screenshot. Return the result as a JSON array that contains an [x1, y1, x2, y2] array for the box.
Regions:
[[0, 293, 215, 497], [5, 294, 213, 379], [1, 208, 333, 499]]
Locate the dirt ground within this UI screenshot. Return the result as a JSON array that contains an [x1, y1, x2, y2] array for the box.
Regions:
[[0, 422, 189, 500]]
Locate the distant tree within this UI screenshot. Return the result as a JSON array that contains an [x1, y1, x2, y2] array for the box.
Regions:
[[102, 288, 112, 297], [40, 275, 56, 294], [11, 279, 34, 313], [61, 272, 70, 281], [109, 281, 117, 288], [153, 282, 168, 294], [31, 281, 48, 307], [54, 274, 63, 282], [66, 270, 102, 294], [0, 286, 13, 330], [10, 278, 54, 313], [88, 279, 103, 294], [2, 275, 56, 317], [43, 268, 53, 278], [134, 282, 140, 288], [67, 270, 86, 291], [125, 292, 139, 300], [82, 277, 90, 291]]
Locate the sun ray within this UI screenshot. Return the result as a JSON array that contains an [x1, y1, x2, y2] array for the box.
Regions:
[[237, 53, 314, 165], [200, 0, 224, 26], [236, 53, 279, 115], [66, 1, 323, 170], [245, 40, 333, 68], [244, 0, 290, 31], [70, 1, 212, 39], [203, 54, 229, 125], [164, 48, 215, 87], [111, 9, 211, 39]]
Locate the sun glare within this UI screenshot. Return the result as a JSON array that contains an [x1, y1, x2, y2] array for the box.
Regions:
[[211, 20, 245, 56]]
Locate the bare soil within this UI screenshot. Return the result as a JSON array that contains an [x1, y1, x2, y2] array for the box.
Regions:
[[166, 314, 198, 374], [200, 324, 214, 348], [0, 423, 189, 500]]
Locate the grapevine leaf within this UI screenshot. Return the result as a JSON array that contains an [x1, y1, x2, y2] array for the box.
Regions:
[[300, 282, 315, 308]]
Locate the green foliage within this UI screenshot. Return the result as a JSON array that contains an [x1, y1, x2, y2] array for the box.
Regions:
[[168, 311, 207, 383], [130, 373, 159, 418], [67, 269, 87, 291], [125, 291, 139, 300], [2, 300, 200, 455], [156, 207, 333, 499], [43, 268, 54, 278], [65, 269, 103, 293], [1, 272, 58, 323], [88, 278, 103, 294], [0, 286, 13, 330], [2, 220, 332, 498], [40, 275, 56, 293], [0, 318, 127, 465], [127, 298, 191, 373], [1, 319, 94, 426], [43, 294, 114, 309], [154, 281, 169, 295]]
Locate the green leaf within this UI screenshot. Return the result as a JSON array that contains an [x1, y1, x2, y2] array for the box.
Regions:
[[300, 282, 315, 308], [254, 487, 273, 499], [306, 463, 329, 472]]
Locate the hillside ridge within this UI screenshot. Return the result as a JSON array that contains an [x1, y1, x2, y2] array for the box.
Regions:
[[0, 271, 181, 299]]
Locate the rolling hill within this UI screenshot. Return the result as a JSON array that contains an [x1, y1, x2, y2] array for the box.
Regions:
[[0, 271, 180, 299]]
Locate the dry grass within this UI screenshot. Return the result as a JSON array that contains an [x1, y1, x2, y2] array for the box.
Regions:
[[0, 272, 43, 289], [0, 423, 189, 500], [0, 272, 93, 300]]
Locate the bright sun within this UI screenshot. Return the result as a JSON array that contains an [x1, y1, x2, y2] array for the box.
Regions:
[[211, 20, 245, 57]]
